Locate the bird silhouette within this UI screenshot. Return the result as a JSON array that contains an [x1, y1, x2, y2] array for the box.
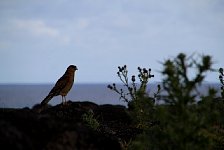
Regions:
[[41, 65, 78, 106]]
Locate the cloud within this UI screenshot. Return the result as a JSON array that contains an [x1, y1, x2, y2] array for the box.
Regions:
[[0, 0, 223, 83], [13, 19, 70, 45], [14, 19, 58, 37]]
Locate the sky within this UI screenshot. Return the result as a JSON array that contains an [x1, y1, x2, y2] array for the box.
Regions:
[[0, 0, 223, 83]]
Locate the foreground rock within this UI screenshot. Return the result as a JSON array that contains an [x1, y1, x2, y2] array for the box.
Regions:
[[0, 101, 141, 150]]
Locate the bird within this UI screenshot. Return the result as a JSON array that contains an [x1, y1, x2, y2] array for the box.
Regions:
[[41, 65, 78, 106]]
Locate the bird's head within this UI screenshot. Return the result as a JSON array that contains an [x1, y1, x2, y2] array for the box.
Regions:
[[68, 65, 78, 71]]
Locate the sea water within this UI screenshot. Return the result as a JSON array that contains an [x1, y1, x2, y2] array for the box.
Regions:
[[0, 83, 221, 108]]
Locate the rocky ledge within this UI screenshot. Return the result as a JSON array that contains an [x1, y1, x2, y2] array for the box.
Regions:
[[0, 101, 141, 150]]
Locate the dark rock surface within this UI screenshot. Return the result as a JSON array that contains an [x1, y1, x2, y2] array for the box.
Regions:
[[0, 101, 141, 150]]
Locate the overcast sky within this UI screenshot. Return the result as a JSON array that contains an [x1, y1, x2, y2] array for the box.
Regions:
[[0, 0, 223, 83]]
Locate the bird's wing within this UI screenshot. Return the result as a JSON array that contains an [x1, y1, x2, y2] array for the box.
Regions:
[[41, 75, 68, 106], [48, 75, 69, 96]]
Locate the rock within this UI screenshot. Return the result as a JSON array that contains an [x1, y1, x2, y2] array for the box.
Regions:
[[0, 101, 141, 150], [0, 120, 32, 150]]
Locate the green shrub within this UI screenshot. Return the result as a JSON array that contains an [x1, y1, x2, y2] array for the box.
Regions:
[[82, 109, 99, 130], [108, 65, 160, 128], [108, 53, 224, 149]]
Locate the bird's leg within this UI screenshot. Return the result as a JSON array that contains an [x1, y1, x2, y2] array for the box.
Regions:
[[64, 96, 67, 105], [61, 96, 64, 105], [61, 96, 68, 105]]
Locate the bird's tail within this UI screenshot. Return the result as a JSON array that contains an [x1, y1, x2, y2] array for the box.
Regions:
[[41, 94, 54, 106]]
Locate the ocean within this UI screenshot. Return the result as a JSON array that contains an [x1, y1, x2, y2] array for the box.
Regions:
[[0, 83, 221, 108]]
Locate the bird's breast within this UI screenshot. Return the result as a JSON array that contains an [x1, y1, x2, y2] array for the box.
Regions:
[[60, 73, 74, 96]]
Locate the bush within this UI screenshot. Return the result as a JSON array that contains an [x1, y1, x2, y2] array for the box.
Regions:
[[108, 65, 160, 128], [82, 109, 100, 130], [129, 53, 224, 149], [108, 53, 224, 149]]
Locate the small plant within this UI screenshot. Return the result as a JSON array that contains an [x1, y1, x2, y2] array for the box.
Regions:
[[108, 65, 160, 128], [82, 109, 99, 130], [219, 68, 224, 98], [107, 65, 157, 103]]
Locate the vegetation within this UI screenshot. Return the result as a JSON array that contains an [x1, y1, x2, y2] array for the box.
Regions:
[[108, 53, 224, 149], [108, 65, 160, 128], [219, 68, 224, 98], [107, 65, 157, 103], [82, 109, 100, 130]]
